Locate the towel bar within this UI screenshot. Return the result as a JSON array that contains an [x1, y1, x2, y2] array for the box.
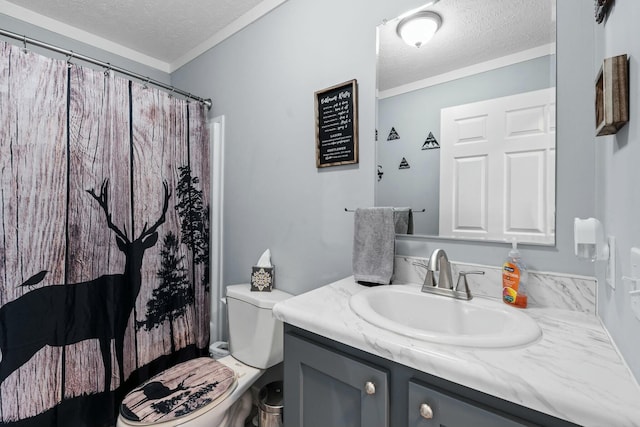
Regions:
[[344, 208, 425, 213]]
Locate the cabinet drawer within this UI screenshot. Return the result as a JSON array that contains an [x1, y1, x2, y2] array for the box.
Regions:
[[408, 380, 535, 427]]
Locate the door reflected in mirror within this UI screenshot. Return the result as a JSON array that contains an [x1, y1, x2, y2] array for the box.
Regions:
[[375, 0, 556, 245]]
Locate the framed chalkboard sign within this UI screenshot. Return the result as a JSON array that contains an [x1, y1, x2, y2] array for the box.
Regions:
[[314, 79, 359, 168]]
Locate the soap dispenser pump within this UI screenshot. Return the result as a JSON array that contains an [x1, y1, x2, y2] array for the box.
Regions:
[[502, 239, 528, 308]]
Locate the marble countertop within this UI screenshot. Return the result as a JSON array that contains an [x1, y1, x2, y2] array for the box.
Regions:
[[273, 276, 640, 427]]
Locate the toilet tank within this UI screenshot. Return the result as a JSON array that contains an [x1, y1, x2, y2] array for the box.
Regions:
[[226, 284, 292, 369]]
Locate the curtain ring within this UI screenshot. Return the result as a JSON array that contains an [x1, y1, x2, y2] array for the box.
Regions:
[[143, 77, 150, 90], [168, 88, 175, 98], [66, 51, 74, 68], [21, 35, 28, 53], [104, 63, 112, 77]]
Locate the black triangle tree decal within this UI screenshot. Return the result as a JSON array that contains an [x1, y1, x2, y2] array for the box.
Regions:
[[421, 131, 440, 150], [399, 157, 410, 169], [387, 127, 400, 141]]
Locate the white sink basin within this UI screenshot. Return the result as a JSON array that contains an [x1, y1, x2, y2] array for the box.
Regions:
[[349, 284, 542, 348]]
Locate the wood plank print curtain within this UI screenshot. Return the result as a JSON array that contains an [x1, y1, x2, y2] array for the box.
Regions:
[[0, 41, 210, 426]]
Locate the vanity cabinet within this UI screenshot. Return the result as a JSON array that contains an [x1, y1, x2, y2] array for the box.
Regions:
[[283, 325, 578, 427]]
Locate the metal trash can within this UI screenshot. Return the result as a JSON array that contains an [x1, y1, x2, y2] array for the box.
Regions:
[[258, 381, 283, 427]]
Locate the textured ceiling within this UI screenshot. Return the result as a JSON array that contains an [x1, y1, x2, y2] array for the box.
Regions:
[[378, 0, 556, 92], [3, 0, 272, 69]]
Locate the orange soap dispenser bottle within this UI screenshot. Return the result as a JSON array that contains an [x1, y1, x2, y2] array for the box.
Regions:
[[502, 239, 528, 308]]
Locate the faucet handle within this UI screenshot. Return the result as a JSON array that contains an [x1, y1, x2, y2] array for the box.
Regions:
[[455, 270, 485, 299]]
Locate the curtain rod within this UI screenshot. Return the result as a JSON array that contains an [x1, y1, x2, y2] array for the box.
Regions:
[[0, 28, 212, 110]]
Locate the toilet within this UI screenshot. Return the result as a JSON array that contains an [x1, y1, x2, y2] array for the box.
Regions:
[[116, 284, 292, 427]]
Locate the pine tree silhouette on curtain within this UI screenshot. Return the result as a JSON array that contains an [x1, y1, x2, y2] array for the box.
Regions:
[[138, 232, 194, 354], [175, 165, 210, 292]]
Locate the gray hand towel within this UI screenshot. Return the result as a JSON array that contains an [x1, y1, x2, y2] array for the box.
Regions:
[[352, 207, 395, 285], [393, 207, 414, 235]]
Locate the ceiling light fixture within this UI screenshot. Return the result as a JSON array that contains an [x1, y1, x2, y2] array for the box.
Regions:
[[396, 11, 442, 48]]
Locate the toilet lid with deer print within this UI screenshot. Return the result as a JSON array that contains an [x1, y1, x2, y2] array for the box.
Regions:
[[120, 357, 237, 424]]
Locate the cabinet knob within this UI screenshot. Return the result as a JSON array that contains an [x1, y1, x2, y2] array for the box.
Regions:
[[364, 381, 376, 395], [420, 403, 434, 419]]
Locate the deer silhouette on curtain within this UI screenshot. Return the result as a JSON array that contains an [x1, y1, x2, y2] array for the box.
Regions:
[[0, 41, 211, 426]]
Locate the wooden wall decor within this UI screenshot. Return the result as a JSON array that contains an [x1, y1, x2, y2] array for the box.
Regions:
[[595, 54, 629, 136]]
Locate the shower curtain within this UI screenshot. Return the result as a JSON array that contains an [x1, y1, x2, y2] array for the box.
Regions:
[[0, 41, 210, 426]]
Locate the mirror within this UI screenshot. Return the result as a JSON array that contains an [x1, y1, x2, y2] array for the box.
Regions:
[[375, 0, 556, 245]]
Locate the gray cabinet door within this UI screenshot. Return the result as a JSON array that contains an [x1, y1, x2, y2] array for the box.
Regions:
[[284, 333, 389, 427], [408, 380, 535, 427]]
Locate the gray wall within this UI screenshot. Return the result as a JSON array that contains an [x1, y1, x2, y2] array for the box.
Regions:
[[0, 14, 170, 83], [172, 0, 595, 294], [377, 56, 554, 236], [594, 2, 640, 379]]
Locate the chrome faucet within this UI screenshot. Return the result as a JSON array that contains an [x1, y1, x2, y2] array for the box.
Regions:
[[423, 249, 453, 292], [413, 249, 485, 301]]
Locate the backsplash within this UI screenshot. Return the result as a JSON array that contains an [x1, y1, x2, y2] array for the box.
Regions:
[[394, 256, 597, 314]]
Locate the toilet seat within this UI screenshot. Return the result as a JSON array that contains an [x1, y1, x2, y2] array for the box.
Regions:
[[119, 357, 237, 426]]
